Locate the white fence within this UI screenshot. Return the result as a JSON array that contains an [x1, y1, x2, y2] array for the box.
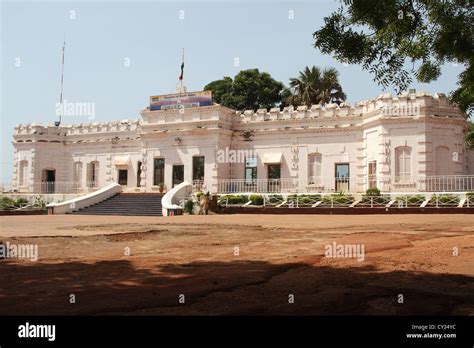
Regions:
[[424, 175, 474, 192], [217, 178, 300, 194], [4, 175, 474, 195], [218, 193, 474, 208], [8, 181, 100, 194], [216, 175, 474, 194]]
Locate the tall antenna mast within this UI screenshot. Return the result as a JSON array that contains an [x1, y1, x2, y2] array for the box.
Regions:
[[56, 40, 66, 127]]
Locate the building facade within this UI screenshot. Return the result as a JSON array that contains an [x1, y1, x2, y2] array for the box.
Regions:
[[11, 90, 474, 196]]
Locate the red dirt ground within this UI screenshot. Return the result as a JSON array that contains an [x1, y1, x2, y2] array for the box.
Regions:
[[0, 214, 472, 315]]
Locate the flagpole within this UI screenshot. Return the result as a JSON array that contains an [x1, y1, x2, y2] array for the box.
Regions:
[[58, 40, 66, 126], [180, 48, 184, 95]]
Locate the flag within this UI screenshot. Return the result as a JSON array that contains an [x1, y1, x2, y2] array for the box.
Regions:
[[179, 62, 184, 80]]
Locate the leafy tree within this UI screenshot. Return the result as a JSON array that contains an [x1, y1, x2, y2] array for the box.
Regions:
[[288, 66, 346, 106], [313, 0, 473, 116], [279, 87, 302, 108], [204, 69, 286, 111], [466, 122, 474, 149], [203, 77, 233, 104]]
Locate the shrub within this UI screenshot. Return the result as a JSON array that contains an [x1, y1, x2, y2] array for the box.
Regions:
[[195, 192, 204, 200], [34, 196, 46, 208], [249, 194, 263, 205], [396, 195, 426, 205], [299, 197, 312, 204], [361, 194, 391, 204], [267, 195, 284, 204], [0, 196, 16, 210], [299, 194, 320, 203], [466, 192, 474, 197], [362, 188, 390, 204], [429, 194, 460, 204], [365, 187, 380, 196], [219, 195, 248, 205], [322, 193, 354, 204], [15, 198, 29, 207], [183, 199, 194, 214]]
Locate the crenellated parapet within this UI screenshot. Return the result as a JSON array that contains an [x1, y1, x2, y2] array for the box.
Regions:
[[14, 120, 141, 136], [13, 120, 142, 146], [238, 92, 465, 123], [12, 92, 466, 146]]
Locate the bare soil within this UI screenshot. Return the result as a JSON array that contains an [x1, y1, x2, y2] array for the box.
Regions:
[[0, 214, 472, 315]]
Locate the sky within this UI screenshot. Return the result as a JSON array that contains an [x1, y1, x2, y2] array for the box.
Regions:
[[0, 0, 464, 183]]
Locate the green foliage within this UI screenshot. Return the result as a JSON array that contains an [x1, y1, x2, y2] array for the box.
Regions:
[[183, 199, 194, 214], [249, 194, 263, 206], [466, 192, 474, 197], [219, 195, 249, 205], [287, 194, 322, 205], [204, 69, 287, 111], [195, 191, 204, 200], [361, 194, 391, 204], [267, 195, 284, 204], [288, 66, 346, 106], [313, 0, 473, 116], [396, 194, 426, 205], [466, 122, 474, 149], [0, 196, 30, 210], [322, 193, 354, 204], [429, 194, 460, 204], [15, 198, 28, 206], [365, 187, 381, 196], [34, 196, 46, 208], [0, 196, 16, 210], [299, 197, 312, 204], [203, 77, 233, 105]]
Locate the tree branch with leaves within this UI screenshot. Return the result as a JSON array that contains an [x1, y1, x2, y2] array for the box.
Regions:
[[313, 0, 473, 117]]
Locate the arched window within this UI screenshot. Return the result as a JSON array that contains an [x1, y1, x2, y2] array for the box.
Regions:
[[19, 160, 28, 186], [73, 162, 83, 189], [192, 156, 205, 181], [308, 153, 322, 185], [153, 158, 165, 186], [395, 146, 411, 182], [435, 146, 450, 175], [87, 161, 99, 188]]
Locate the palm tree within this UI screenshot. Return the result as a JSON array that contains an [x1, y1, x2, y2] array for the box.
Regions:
[[289, 66, 346, 106]]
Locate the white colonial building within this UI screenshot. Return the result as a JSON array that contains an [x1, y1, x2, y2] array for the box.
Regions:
[[11, 90, 474, 198]]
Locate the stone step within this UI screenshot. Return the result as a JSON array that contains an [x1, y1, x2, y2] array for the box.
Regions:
[[71, 212, 161, 216], [70, 193, 164, 216]]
